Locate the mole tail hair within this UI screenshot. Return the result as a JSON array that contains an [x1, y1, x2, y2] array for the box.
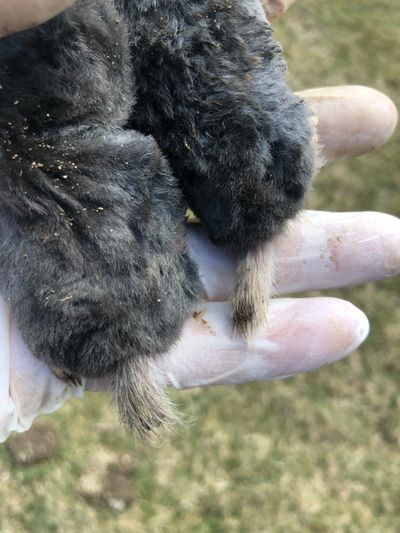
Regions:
[[111, 356, 180, 444], [229, 242, 275, 342]]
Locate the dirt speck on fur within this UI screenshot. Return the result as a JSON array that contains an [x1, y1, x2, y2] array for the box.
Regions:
[[191, 310, 216, 336]]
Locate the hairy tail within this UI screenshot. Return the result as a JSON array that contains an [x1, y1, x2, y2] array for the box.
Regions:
[[111, 356, 180, 444], [229, 242, 275, 342], [229, 112, 322, 341]]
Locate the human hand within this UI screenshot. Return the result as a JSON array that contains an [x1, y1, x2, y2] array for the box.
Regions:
[[261, 0, 297, 20], [0, 1, 399, 441], [0, 0, 74, 38], [1, 84, 398, 440], [0, 0, 291, 37], [0, 0, 287, 38]]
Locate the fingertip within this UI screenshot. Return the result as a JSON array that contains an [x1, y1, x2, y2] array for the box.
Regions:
[[267, 297, 370, 370], [328, 211, 400, 283], [351, 211, 400, 281], [371, 212, 400, 279], [310, 297, 369, 362], [356, 87, 398, 150], [0, 0, 75, 38], [333, 299, 370, 360], [262, 0, 297, 20], [299, 86, 398, 162]]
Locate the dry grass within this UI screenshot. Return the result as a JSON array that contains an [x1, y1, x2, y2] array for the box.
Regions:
[[1, 1, 399, 531]]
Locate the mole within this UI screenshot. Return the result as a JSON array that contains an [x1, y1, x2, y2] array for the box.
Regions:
[[0, 0, 317, 441]]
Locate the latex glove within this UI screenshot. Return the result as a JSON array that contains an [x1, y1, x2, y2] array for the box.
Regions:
[[0, 1, 399, 441], [158, 208, 399, 388], [0, 0, 288, 36], [1, 84, 398, 441], [0, 0, 74, 37], [261, 0, 297, 19]]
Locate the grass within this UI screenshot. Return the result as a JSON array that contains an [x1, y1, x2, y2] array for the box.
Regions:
[[1, 1, 399, 531]]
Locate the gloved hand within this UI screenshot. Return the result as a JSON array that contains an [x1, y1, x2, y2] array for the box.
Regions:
[[0, 1, 398, 442], [2, 88, 399, 442]]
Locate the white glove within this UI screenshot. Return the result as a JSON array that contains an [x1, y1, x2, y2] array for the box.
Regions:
[[158, 209, 399, 389], [0, 2, 399, 443], [2, 199, 399, 441]]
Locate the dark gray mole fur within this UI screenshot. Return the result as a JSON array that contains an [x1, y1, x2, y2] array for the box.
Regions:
[[0, 0, 315, 439]]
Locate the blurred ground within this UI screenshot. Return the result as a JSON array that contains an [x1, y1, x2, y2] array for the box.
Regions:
[[0, 1, 399, 531]]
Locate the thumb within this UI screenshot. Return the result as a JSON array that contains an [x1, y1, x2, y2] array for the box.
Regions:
[[0, 0, 74, 38], [261, 0, 297, 20]]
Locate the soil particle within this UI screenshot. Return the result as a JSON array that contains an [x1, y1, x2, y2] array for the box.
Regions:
[[78, 451, 137, 512], [191, 310, 216, 336], [6, 422, 59, 466]]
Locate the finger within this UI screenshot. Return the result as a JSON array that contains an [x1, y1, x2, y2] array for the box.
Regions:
[[158, 298, 369, 388], [0, 0, 74, 38], [299, 86, 398, 164], [0, 296, 13, 442], [186, 211, 400, 300], [261, 0, 297, 20], [0, 295, 83, 442]]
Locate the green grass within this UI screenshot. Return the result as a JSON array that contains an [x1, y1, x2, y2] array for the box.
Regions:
[[1, 1, 399, 531]]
